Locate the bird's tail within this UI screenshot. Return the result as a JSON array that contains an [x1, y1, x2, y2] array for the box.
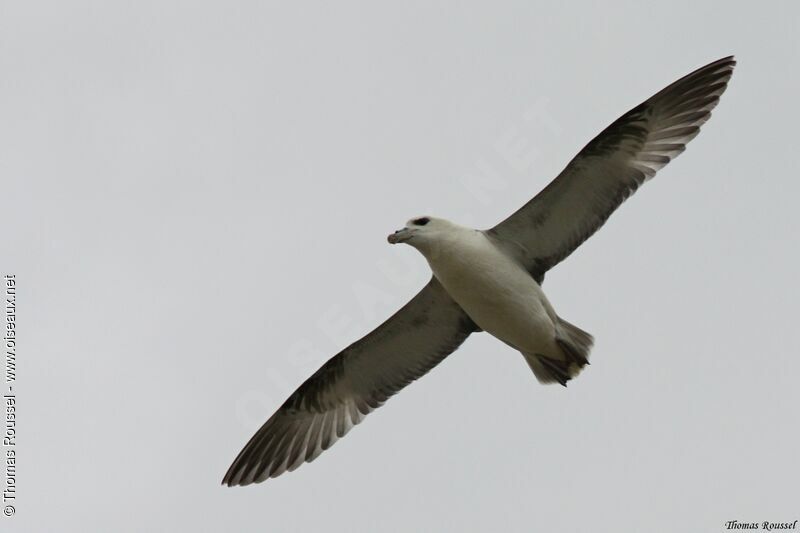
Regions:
[[523, 317, 594, 386]]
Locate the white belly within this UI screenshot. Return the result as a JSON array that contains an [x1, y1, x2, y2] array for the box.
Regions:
[[425, 232, 558, 355]]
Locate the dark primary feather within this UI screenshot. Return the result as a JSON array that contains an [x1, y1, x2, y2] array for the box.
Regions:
[[222, 277, 476, 486], [488, 56, 735, 279]]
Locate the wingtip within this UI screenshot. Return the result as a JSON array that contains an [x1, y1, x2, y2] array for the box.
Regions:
[[221, 466, 250, 487], [713, 55, 737, 68], [221, 475, 253, 487]]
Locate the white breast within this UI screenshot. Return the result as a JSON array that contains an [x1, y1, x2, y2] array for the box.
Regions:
[[423, 229, 558, 355]]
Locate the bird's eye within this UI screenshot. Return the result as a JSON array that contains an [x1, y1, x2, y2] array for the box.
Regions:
[[413, 217, 430, 226]]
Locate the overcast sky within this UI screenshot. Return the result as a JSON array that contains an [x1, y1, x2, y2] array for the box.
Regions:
[[2, 2, 799, 532]]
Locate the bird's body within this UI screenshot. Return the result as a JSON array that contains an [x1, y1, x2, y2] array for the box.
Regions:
[[411, 220, 572, 381], [223, 56, 736, 485]]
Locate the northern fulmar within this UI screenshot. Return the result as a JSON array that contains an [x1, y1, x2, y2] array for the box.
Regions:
[[223, 56, 735, 485]]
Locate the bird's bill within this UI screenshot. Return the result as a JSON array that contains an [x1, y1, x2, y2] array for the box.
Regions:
[[388, 227, 414, 244]]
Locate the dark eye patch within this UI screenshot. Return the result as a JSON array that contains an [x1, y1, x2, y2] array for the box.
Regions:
[[413, 217, 430, 226]]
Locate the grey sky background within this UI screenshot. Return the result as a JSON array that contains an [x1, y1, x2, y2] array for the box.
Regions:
[[2, 2, 799, 532]]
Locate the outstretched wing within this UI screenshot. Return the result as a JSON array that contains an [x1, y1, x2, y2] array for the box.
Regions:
[[488, 56, 735, 279], [223, 277, 476, 485]]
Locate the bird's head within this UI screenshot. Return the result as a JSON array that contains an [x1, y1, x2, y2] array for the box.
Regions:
[[387, 216, 458, 252]]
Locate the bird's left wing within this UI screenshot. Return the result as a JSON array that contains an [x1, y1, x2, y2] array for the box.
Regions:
[[487, 56, 735, 280], [223, 277, 476, 485]]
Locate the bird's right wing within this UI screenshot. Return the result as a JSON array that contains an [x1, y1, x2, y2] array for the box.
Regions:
[[223, 277, 476, 485], [488, 56, 735, 280]]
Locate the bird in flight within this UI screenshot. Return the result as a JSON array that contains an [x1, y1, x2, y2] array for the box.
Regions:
[[223, 56, 735, 486]]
